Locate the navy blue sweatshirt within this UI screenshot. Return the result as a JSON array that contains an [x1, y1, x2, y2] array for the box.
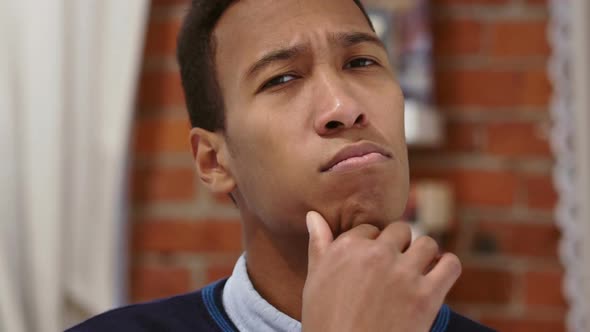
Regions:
[[67, 279, 495, 332]]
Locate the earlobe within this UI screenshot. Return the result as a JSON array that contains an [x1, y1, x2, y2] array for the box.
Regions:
[[189, 128, 236, 194]]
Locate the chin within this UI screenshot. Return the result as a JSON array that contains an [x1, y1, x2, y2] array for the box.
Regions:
[[301, 165, 409, 236], [327, 187, 407, 237]]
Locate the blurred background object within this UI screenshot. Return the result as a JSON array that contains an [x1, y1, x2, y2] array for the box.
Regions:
[[0, 0, 149, 331], [366, 0, 445, 147], [2, 0, 590, 332]]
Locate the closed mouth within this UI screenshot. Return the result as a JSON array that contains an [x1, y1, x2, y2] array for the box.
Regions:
[[321, 142, 392, 173]]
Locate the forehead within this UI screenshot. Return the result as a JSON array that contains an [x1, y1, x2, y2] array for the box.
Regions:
[[213, 0, 373, 73]]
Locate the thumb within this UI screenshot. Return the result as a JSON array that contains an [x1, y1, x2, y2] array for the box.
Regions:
[[306, 211, 334, 274]]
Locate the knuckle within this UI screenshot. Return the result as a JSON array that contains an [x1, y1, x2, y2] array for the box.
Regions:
[[335, 233, 355, 248], [364, 244, 389, 265], [358, 223, 380, 234], [393, 221, 412, 238], [385, 221, 412, 247], [416, 236, 439, 254], [444, 253, 463, 277]]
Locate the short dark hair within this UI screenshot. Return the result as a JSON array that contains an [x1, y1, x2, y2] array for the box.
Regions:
[[177, 0, 374, 131]]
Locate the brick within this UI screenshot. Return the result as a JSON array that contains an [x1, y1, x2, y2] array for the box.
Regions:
[[207, 264, 235, 283], [144, 20, 183, 57], [451, 170, 518, 207], [488, 20, 550, 57], [132, 220, 243, 253], [131, 265, 191, 302], [433, 19, 483, 56], [485, 121, 551, 157], [433, 0, 510, 4], [525, 175, 557, 210], [448, 266, 513, 304], [480, 317, 565, 332], [408, 168, 446, 183], [410, 169, 518, 207], [131, 167, 196, 203], [435, 69, 551, 108], [524, 269, 566, 307], [472, 221, 560, 258], [526, 0, 547, 4], [133, 117, 191, 155], [137, 71, 185, 108], [444, 121, 483, 152]]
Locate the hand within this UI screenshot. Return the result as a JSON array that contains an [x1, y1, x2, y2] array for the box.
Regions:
[[301, 211, 462, 332]]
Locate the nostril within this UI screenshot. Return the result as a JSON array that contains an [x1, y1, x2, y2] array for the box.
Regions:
[[325, 121, 342, 130], [354, 114, 365, 125]]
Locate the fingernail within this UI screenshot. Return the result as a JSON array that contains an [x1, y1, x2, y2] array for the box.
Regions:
[[306, 211, 316, 234]]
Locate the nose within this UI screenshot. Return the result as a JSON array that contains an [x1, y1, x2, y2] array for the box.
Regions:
[[313, 72, 368, 136]]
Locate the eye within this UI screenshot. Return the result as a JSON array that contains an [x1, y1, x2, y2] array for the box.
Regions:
[[260, 74, 298, 91], [345, 57, 377, 69]]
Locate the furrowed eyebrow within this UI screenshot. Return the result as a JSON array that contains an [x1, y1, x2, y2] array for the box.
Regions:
[[243, 32, 385, 83], [244, 44, 309, 82], [330, 31, 386, 51]]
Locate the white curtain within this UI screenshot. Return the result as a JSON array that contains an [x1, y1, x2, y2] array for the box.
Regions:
[[0, 1, 150, 331], [549, 0, 590, 331]]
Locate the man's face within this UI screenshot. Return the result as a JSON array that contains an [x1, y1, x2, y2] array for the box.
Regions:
[[214, 0, 409, 236]]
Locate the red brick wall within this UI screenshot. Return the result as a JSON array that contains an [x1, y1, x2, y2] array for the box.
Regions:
[[419, 0, 564, 331], [130, 0, 566, 331]]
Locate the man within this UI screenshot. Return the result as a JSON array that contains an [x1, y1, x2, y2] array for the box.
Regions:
[[69, 0, 495, 331]]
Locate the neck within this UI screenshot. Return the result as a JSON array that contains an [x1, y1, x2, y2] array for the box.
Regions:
[[243, 222, 309, 321]]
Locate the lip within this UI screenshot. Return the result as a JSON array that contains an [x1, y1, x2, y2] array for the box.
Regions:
[[320, 141, 392, 172]]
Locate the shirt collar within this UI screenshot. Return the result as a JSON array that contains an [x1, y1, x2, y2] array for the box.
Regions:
[[222, 253, 302, 332]]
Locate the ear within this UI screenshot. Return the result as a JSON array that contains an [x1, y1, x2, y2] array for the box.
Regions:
[[190, 127, 236, 194]]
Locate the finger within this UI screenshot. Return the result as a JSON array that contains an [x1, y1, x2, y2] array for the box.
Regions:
[[403, 236, 440, 274], [306, 211, 334, 274], [337, 223, 381, 241], [425, 252, 462, 299], [376, 221, 412, 253]]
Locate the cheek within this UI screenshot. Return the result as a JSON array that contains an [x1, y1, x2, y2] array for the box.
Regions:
[[226, 117, 313, 226], [369, 88, 405, 145]]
